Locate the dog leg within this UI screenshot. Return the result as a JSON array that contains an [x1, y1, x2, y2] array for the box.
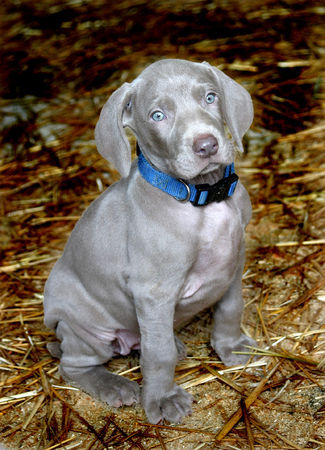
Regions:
[[56, 321, 140, 407], [210, 246, 257, 366], [136, 304, 192, 424]]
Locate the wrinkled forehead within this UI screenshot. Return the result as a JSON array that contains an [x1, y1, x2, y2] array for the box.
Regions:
[[135, 61, 215, 107]]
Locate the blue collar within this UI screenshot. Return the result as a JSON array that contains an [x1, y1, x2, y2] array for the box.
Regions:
[[137, 150, 239, 207]]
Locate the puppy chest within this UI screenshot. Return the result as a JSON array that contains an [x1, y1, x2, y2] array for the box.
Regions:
[[180, 207, 243, 300]]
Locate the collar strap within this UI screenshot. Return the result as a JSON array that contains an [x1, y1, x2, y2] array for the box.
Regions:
[[137, 150, 238, 207]]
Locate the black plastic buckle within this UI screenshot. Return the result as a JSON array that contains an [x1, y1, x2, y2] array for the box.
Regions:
[[192, 173, 238, 206]]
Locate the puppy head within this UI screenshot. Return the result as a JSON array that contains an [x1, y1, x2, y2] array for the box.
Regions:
[[95, 59, 253, 180]]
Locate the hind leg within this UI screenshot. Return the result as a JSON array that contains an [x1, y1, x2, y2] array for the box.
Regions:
[[55, 321, 140, 407]]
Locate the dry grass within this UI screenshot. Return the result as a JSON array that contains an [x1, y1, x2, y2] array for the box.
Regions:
[[0, 0, 324, 448]]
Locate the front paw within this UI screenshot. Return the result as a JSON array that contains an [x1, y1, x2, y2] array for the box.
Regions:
[[212, 334, 257, 366], [143, 384, 193, 424]]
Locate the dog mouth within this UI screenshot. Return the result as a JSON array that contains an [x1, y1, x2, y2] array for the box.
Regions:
[[169, 140, 234, 183], [169, 156, 228, 184], [187, 162, 225, 185], [199, 162, 221, 174]]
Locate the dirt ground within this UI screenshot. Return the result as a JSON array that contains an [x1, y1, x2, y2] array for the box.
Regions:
[[0, 0, 324, 448]]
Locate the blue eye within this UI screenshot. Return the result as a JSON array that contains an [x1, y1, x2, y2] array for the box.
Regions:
[[151, 111, 166, 121], [206, 93, 216, 104]]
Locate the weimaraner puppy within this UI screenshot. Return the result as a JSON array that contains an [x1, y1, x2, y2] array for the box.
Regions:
[[44, 59, 256, 424]]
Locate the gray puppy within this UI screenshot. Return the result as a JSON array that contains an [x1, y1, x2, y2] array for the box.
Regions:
[[44, 59, 256, 424]]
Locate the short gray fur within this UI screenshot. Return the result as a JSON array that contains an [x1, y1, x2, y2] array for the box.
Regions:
[[44, 59, 257, 424]]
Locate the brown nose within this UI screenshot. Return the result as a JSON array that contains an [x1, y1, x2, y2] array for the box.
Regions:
[[193, 134, 218, 158]]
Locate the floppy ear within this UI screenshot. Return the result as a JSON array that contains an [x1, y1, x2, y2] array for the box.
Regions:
[[203, 62, 253, 151], [95, 82, 132, 178]]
